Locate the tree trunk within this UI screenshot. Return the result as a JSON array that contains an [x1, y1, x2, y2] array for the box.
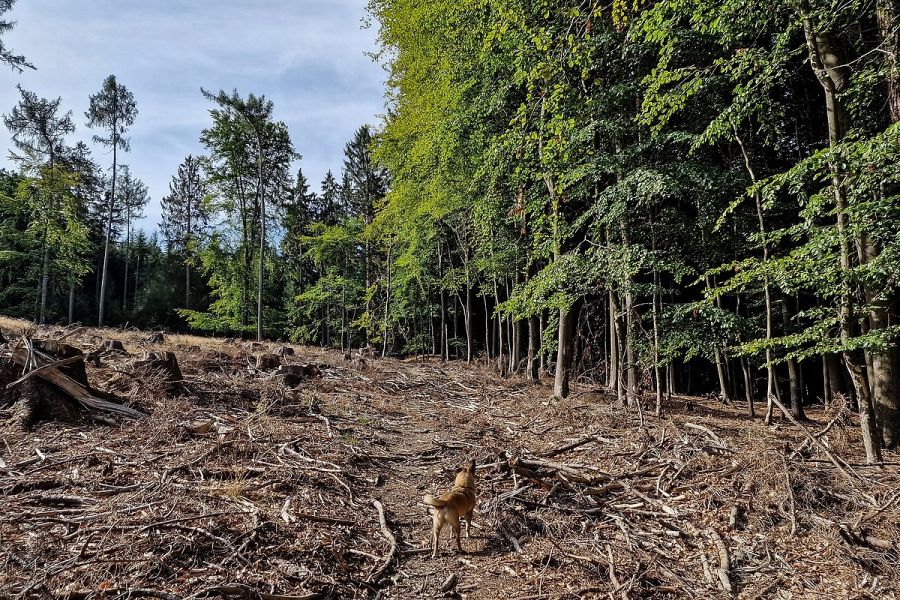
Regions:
[[382, 241, 393, 357], [185, 176, 192, 310], [554, 306, 573, 398], [465, 283, 473, 362], [98, 142, 117, 328], [509, 318, 518, 373], [122, 202, 131, 313], [610, 290, 627, 406], [257, 143, 265, 342], [483, 293, 491, 359], [732, 126, 777, 423], [494, 277, 505, 374], [706, 275, 732, 401], [782, 300, 805, 420], [68, 283, 75, 325], [651, 217, 663, 416], [801, 2, 881, 462], [438, 242, 447, 361], [878, 0, 900, 121], [608, 290, 618, 391], [528, 315, 540, 381], [39, 237, 50, 325]]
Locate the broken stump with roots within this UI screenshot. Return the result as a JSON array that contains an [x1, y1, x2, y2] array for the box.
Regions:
[[1, 338, 146, 428]]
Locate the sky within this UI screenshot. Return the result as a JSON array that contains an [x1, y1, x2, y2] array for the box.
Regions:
[[0, 0, 386, 232]]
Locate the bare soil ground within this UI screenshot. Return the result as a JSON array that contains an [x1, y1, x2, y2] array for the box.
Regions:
[[1, 317, 898, 599]]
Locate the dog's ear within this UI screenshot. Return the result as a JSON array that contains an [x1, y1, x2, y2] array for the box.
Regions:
[[468, 459, 476, 474]]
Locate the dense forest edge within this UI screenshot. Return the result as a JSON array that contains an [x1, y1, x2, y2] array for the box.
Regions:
[[1, 0, 900, 470]]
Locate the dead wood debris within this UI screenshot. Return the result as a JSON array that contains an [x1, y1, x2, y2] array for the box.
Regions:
[[0, 324, 897, 599]]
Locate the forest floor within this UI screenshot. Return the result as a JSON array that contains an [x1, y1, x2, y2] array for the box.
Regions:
[[0, 316, 898, 600]]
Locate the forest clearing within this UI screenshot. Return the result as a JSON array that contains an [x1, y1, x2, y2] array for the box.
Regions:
[[3, 0, 900, 598], [1, 317, 897, 599]]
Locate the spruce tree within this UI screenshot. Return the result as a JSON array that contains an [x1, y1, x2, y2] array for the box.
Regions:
[[160, 155, 209, 309]]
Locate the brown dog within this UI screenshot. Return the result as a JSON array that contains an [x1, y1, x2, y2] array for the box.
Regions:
[[423, 459, 477, 558]]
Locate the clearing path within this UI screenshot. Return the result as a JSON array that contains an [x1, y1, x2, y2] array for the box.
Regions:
[[1, 324, 897, 598]]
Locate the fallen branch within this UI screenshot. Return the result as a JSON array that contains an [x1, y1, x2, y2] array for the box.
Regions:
[[708, 529, 732, 595], [769, 395, 873, 504], [5, 354, 85, 390], [368, 499, 398, 584], [185, 583, 319, 600]]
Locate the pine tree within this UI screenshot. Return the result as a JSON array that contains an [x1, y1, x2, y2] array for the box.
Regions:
[[282, 166, 315, 327], [115, 165, 149, 312], [86, 74, 138, 327]]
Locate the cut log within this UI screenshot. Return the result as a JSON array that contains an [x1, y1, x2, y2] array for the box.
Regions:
[[146, 331, 165, 343], [276, 346, 295, 357]]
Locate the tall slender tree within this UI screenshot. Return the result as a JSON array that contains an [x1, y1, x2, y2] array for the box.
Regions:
[[86, 74, 137, 327]]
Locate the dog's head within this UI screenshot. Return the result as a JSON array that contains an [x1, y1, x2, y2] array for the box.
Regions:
[[454, 459, 477, 490]]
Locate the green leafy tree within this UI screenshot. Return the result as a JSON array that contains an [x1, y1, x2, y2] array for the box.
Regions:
[[4, 86, 77, 322]]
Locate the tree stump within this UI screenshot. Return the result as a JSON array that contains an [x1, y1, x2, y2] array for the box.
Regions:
[[102, 339, 126, 353], [276, 363, 321, 387], [146, 332, 165, 343], [2, 342, 90, 428], [276, 346, 295, 357], [252, 353, 281, 371], [134, 351, 184, 393], [34, 340, 89, 385]]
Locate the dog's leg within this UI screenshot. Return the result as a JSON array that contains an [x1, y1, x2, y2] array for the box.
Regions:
[[431, 514, 442, 558], [465, 509, 473, 538], [450, 514, 462, 552]]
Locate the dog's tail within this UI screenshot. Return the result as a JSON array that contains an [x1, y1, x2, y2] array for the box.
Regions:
[[423, 494, 446, 507]]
